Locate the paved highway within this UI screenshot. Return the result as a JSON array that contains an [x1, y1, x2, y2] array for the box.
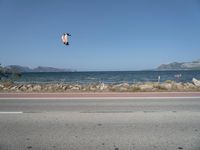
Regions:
[[0, 98, 200, 150]]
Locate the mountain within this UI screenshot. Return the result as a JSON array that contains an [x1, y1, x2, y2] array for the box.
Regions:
[[33, 66, 73, 72], [6, 65, 75, 72], [157, 60, 200, 70], [6, 65, 32, 72]]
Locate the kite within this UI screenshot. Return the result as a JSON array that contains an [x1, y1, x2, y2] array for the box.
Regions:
[[61, 33, 71, 45]]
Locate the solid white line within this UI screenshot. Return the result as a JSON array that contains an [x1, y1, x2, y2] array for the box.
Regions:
[[0, 112, 23, 114], [0, 97, 200, 100]]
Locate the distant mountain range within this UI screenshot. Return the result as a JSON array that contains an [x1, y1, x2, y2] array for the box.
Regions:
[[4, 59, 200, 72], [157, 59, 200, 70], [6, 65, 75, 72]]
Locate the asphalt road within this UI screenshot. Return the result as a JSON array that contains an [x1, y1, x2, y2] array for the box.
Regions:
[[0, 98, 200, 150]]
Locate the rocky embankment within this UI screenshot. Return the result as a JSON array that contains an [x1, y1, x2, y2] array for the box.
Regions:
[[1, 78, 200, 93]]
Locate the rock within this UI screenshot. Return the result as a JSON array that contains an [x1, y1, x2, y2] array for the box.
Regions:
[[89, 86, 96, 91], [110, 85, 119, 92], [97, 83, 108, 91], [62, 85, 68, 90], [192, 78, 200, 87], [82, 88, 87, 91], [113, 83, 129, 88], [110, 83, 130, 92], [121, 83, 129, 87], [139, 84, 154, 91], [174, 83, 184, 90], [119, 87, 128, 91], [17, 84, 23, 89], [71, 86, 79, 90], [27, 84, 32, 88], [2, 81, 14, 87], [117, 83, 129, 87], [47, 85, 53, 91], [0, 84, 3, 90], [70, 84, 81, 90], [183, 83, 196, 89], [3, 87, 8, 90], [25, 84, 33, 92], [130, 84, 141, 91], [1, 80, 200, 93], [58, 84, 63, 89], [0, 84, 4, 88], [159, 83, 172, 90], [10, 86, 18, 90], [20, 85, 27, 91], [26, 87, 33, 92], [33, 85, 42, 91]]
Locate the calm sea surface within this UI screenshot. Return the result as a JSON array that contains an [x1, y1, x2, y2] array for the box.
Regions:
[[16, 71, 200, 84]]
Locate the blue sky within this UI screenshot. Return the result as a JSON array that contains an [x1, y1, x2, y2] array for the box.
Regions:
[[0, 0, 200, 71]]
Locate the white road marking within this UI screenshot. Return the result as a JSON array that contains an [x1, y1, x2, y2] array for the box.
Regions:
[[0, 112, 23, 114], [0, 97, 200, 100]]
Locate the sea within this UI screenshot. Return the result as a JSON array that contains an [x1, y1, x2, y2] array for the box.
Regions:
[[15, 70, 200, 84]]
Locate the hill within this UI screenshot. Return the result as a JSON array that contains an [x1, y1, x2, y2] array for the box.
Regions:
[[157, 59, 200, 70], [6, 65, 74, 72]]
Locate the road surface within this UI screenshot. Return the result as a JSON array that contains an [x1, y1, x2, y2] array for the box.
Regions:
[[0, 97, 200, 150]]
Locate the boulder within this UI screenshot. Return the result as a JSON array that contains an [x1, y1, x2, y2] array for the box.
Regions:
[[20, 85, 27, 91], [121, 83, 129, 87], [33, 85, 42, 91], [27, 84, 32, 88], [71, 86, 80, 90], [174, 83, 184, 90], [70, 84, 81, 90], [0, 84, 3, 90], [62, 85, 68, 90], [25, 84, 33, 92], [97, 83, 108, 91], [26, 87, 33, 92], [159, 83, 172, 90], [119, 87, 128, 92], [0, 84, 4, 88], [183, 83, 196, 89], [10, 86, 18, 91], [3, 87, 8, 90], [130, 84, 141, 91], [113, 83, 129, 88], [89, 85, 96, 91], [192, 78, 200, 87], [100, 83, 105, 90], [139, 84, 154, 91], [47, 85, 53, 91]]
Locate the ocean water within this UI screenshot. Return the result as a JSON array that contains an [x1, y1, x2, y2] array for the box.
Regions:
[[16, 71, 200, 84]]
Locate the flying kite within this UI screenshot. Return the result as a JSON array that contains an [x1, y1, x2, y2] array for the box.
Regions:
[[61, 33, 71, 45]]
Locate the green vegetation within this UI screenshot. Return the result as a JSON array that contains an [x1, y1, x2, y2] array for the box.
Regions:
[[0, 64, 21, 83]]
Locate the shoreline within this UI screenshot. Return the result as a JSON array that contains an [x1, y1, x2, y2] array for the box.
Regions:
[[1, 79, 200, 93]]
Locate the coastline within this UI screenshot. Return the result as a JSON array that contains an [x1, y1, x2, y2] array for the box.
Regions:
[[0, 80, 200, 93]]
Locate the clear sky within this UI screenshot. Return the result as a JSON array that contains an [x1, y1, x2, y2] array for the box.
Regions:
[[0, 0, 200, 71]]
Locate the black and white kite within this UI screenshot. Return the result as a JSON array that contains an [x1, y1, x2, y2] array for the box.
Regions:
[[61, 33, 71, 45]]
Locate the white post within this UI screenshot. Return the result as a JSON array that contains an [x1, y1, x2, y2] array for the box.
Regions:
[[158, 76, 160, 83]]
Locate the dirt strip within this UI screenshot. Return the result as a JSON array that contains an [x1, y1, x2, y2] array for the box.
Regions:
[[1, 92, 200, 98]]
